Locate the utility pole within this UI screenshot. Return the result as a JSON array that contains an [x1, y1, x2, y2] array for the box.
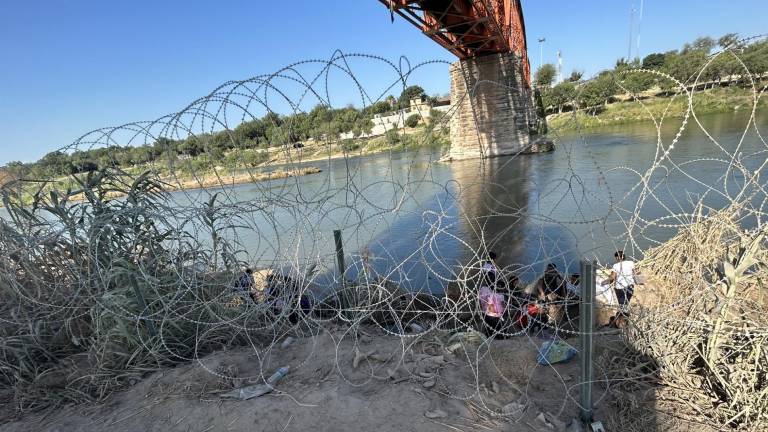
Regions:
[[627, 0, 635, 61], [636, 0, 644, 61], [538, 37, 546, 73], [557, 50, 563, 84]]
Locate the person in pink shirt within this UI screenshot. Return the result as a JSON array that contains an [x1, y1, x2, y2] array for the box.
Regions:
[[478, 252, 509, 337]]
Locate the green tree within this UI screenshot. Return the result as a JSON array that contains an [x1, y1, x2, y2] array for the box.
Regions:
[[427, 108, 446, 131], [131, 145, 154, 164], [549, 81, 577, 113], [38, 150, 71, 177], [152, 137, 179, 157], [178, 135, 204, 157], [578, 74, 617, 112], [367, 101, 391, 115], [397, 85, 426, 109], [619, 70, 656, 94], [4, 161, 24, 178], [718, 33, 740, 49], [743, 40, 768, 76], [385, 128, 401, 146], [234, 119, 267, 142], [535, 63, 557, 87], [567, 70, 583, 82], [641, 53, 666, 69], [661, 50, 707, 87], [405, 114, 420, 128], [353, 117, 374, 137], [688, 36, 716, 53]]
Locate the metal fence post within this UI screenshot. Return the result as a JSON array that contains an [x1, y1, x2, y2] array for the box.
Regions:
[[579, 259, 596, 423], [333, 229, 351, 316], [333, 230, 346, 286]]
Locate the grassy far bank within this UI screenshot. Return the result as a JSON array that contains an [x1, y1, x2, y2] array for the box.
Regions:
[[260, 125, 449, 166], [0, 126, 448, 206], [547, 86, 768, 132]]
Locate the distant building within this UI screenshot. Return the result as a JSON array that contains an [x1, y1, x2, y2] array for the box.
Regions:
[[336, 96, 452, 140]]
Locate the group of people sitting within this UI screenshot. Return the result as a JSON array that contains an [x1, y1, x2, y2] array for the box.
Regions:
[[232, 268, 312, 324], [476, 253, 572, 337], [231, 249, 636, 334], [477, 250, 637, 336]]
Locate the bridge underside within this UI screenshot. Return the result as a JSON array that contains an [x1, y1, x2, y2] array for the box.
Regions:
[[447, 52, 549, 161]]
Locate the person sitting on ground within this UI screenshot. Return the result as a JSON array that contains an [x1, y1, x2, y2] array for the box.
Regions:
[[266, 273, 312, 324], [505, 273, 526, 310], [233, 268, 255, 304], [478, 270, 507, 337], [565, 273, 581, 299], [537, 263, 566, 325], [604, 250, 636, 319]]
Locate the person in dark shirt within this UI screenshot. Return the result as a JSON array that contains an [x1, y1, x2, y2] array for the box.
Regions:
[[233, 268, 255, 304], [537, 263, 566, 325]]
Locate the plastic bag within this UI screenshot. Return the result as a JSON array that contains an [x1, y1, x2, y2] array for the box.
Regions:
[[537, 340, 577, 365]]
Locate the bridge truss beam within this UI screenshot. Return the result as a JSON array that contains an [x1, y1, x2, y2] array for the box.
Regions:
[[380, 0, 530, 85]]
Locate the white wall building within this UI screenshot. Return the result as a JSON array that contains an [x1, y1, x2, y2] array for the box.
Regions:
[[339, 97, 451, 140]]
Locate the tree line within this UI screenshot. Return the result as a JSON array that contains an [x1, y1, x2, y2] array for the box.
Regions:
[[536, 33, 768, 114], [6, 85, 433, 180]]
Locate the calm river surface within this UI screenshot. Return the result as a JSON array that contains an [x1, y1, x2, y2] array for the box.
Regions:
[[167, 110, 766, 292], [5, 110, 765, 293]]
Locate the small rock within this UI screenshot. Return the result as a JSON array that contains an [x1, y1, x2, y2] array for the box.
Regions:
[[359, 335, 372, 344], [422, 378, 436, 388], [491, 381, 500, 394], [424, 409, 447, 419]]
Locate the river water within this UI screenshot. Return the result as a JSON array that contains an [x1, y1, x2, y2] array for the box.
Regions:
[[164, 109, 766, 292], [5, 110, 766, 293]]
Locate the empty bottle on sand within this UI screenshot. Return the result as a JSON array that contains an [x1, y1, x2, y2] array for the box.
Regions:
[[221, 366, 290, 400], [267, 366, 289, 385]]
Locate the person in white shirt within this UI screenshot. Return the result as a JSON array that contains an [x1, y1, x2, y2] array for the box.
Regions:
[[606, 250, 635, 314]]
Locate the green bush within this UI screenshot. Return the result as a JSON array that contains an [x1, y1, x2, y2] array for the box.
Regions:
[[385, 129, 401, 145], [341, 139, 361, 152], [405, 114, 420, 128]]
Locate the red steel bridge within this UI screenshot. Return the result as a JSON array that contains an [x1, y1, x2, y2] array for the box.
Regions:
[[378, 0, 531, 85]]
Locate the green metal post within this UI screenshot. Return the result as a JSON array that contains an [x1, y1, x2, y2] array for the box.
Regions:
[[579, 260, 596, 423], [333, 230, 346, 285]]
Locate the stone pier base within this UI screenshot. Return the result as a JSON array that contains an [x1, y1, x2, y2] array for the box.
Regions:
[[447, 52, 550, 160]]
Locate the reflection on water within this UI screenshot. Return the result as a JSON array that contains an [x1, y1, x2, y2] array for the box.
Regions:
[[227, 110, 766, 292], [3, 110, 766, 293]]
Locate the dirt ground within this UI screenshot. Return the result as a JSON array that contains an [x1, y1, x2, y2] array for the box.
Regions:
[[0, 325, 624, 432]]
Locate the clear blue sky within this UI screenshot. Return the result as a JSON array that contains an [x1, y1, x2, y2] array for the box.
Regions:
[[1, 0, 765, 163]]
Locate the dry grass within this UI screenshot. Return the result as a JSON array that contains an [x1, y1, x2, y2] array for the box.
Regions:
[[617, 205, 768, 430]]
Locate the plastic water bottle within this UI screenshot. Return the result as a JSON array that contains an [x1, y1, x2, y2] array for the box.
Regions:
[[267, 366, 290, 385], [222, 366, 290, 400]]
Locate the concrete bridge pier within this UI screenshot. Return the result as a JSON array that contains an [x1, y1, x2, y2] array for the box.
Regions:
[[447, 52, 552, 161]]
